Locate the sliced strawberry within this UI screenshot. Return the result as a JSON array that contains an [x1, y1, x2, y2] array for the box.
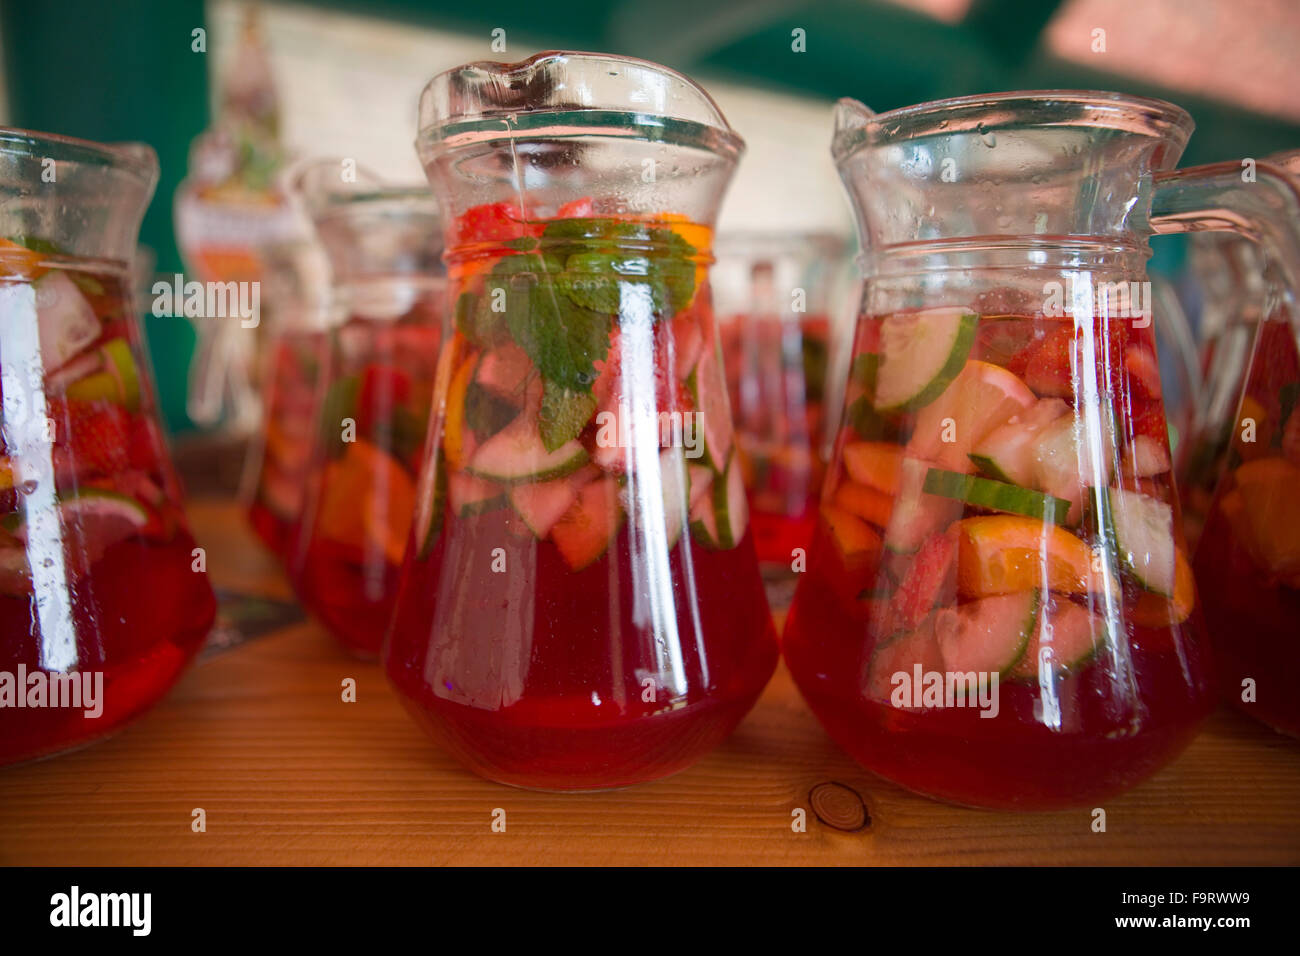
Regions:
[[47, 398, 132, 477], [453, 200, 542, 246], [555, 197, 595, 219], [887, 527, 957, 634], [1022, 323, 1075, 397]]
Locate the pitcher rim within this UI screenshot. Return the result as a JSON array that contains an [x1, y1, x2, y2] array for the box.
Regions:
[[833, 89, 1194, 162], [0, 125, 159, 186], [416, 49, 745, 159]]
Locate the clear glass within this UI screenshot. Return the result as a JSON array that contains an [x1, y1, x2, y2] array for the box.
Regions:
[[386, 51, 778, 790], [0, 128, 216, 765], [1187, 149, 1300, 738], [711, 232, 850, 565], [786, 91, 1300, 809], [288, 166, 444, 657]]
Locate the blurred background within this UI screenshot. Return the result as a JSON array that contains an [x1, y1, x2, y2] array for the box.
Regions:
[[1, 0, 1298, 434]]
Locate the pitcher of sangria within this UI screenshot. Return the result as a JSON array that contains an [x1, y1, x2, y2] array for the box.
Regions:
[[289, 165, 444, 657], [784, 92, 1300, 809], [1189, 150, 1300, 738], [384, 52, 779, 790], [711, 233, 849, 567], [0, 128, 216, 765]]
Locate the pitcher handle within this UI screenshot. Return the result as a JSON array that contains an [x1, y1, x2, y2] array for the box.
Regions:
[[1151, 160, 1300, 301]]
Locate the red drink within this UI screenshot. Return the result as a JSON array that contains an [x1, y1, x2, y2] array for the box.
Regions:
[[1194, 316, 1300, 737], [0, 244, 216, 765], [784, 307, 1214, 809], [291, 287, 440, 657], [384, 204, 778, 789]]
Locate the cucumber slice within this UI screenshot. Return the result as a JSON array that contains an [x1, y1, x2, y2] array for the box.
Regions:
[[1008, 597, 1104, 680], [550, 476, 623, 571], [466, 409, 589, 484], [933, 591, 1039, 680], [1105, 486, 1176, 596], [883, 457, 962, 554], [686, 345, 734, 470], [509, 465, 596, 539], [448, 471, 505, 516], [659, 447, 689, 548], [872, 307, 977, 412], [922, 467, 1071, 525], [713, 455, 749, 548], [969, 398, 1070, 484], [687, 464, 714, 510], [689, 481, 721, 548]]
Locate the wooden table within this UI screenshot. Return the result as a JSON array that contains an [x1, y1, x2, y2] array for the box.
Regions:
[[2, 498, 1298, 866]]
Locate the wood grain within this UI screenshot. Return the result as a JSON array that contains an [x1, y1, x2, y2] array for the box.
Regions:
[[1, 498, 1297, 866]]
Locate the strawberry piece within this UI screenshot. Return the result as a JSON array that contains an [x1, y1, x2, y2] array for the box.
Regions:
[[47, 398, 132, 477], [888, 528, 957, 634], [1023, 323, 1075, 398], [453, 201, 542, 245], [555, 197, 595, 219]]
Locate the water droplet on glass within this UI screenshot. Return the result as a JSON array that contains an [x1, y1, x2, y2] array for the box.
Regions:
[[18, 479, 37, 495]]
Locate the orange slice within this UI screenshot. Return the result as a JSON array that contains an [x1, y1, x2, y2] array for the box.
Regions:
[[842, 440, 904, 495], [832, 479, 893, 529], [442, 354, 478, 469], [955, 515, 1102, 598], [1233, 457, 1300, 575]]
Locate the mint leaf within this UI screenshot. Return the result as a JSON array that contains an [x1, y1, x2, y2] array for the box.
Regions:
[[509, 284, 611, 393], [539, 380, 597, 451]]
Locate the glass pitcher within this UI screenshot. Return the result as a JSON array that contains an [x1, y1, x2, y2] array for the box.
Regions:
[[288, 163, 444, 657], [384, 52, 779, 790], [1189, 150, 1300, 738], [242, 237, 332, 560], [711, 232, 850, 567], [784, 91, 1300, 809], [0, 128, 216, 765]]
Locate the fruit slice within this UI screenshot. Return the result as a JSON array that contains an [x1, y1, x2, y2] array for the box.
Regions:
[[686, 345, 734, 469], [1121, 434, 1171, 478], [7, 488, 149, 559], [687, 464, 714, 510], [467, 406, 589, 484], [550, 475, 623, 571], [883, 457, 963, 553], [872, 307, 977, 412], [35, 270, 100, 370], [907, 359, 1037, 473], [842, 440, 903, 494], [1031, 403, 1117, 525], [449, 471, 505, 516], [819, 503, 884, 599], [1104, 486, 1176, 596], [442, 355, 479, 469], [888, 528, 957, 634], [934, 590, 1039, 679], [922, 467, 1071, 525], [1229, 457, 1300, 575], [955, 515, 1101, 598], [713, 454, 749, 548], [1008, 597, 1104, 680], [0, 236, 47, 277], [969, 397, 1070, 484], [61, 338, 141, 411], [1131, 547, 1195, 627], [865, 621, 944, 702], [509, 464, 597, 539], [831, 479, 893, 529], [318, 439, 416, 566], [474, 343, 534, 401]]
